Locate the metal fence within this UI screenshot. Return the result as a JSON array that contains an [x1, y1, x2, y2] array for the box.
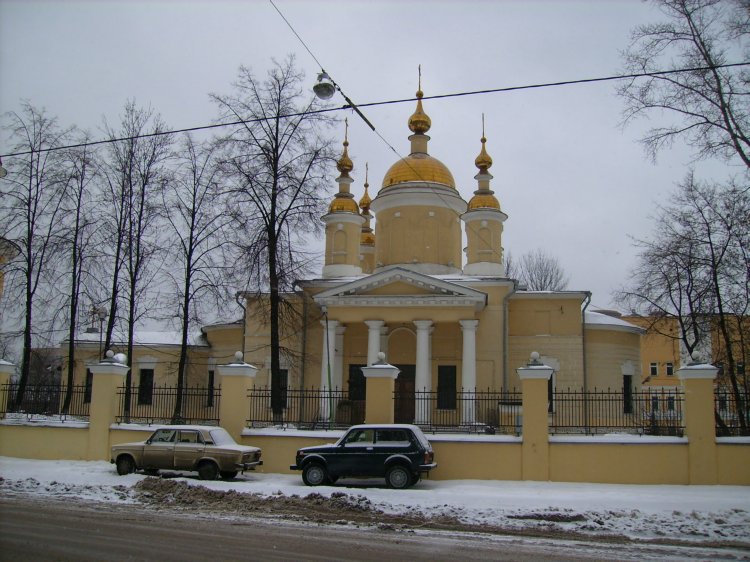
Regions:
[[550, 387, 685, 436], [0, 383, 90, 421], [247, 387, 365, 430], [715, 387, 750, 436], [410, 389, 523, 435], [116, 385, 220, 425]]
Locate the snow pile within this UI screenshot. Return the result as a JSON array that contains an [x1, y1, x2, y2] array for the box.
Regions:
[[1, 456, 748, 547]]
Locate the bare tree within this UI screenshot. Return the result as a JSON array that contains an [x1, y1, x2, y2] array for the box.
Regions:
[[56, 140, 99, 412], [211, 56, 335, 417], [618, 174, 749, 429], [0, 103, 71, 407], [505, 248, 570, 291], [100, 101, 172, 416], [618, 0, 750, 168], [163, 134, 231, 421]]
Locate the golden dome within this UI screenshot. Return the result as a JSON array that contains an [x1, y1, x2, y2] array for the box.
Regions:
[[408, 90, 431, 135], [336, 119, 353, 175], [359, 166, 372, 210], [329, 196, 359, 213], [475, 136, 493, 172], [360, 231, 375, 245], [382, 153, 455, 189], [467, 192, 500, 210]]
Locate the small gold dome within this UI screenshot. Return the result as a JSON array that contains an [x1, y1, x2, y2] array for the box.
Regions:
[[359, 183, 372, 211], [467, 193, 501, 210], [408, 90, 431, 134], [337, 140, 353, 175], [382, 153, 455, 189], [328, 196, 359, 213], [475, 136, 493, 172]]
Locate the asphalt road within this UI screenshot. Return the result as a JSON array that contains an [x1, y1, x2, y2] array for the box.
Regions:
[[0, 496, 745, 562]]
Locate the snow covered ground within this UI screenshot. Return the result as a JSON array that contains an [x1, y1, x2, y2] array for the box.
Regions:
[[1, 456, 749, 548]]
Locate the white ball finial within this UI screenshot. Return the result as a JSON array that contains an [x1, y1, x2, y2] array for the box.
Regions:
[[234, 351, 244, 363], [113, 353, 127, 364], [105, 350, 114, 359], [530, 351, 540, 362]]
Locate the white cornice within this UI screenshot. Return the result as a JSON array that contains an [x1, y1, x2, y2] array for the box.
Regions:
[[370, 184, 467, 214]]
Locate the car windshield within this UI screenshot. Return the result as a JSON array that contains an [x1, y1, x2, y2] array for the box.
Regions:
[[208, 427, 237, 446]]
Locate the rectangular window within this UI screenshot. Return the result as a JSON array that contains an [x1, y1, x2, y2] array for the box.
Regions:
[[138, 368, 154, 405], [738, 362, 746, 376], [84, 369, 93, 403], [666, 363, 674, 376], [623, 375, 633, 414], [649, 363, 658, 377], [651, 395, 660, 412], [437, 366, 456, 410], [207, 370, 215, 407], [271, 368, 288, 410], [667, 396, 675, 411]]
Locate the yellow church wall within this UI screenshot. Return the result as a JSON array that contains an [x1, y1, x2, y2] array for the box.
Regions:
[[584, 329, 642, 390], [508, 336, 584, 388], [508, 296, 584, 337], [549, 442, 689, 484], [367, 281, 434, 295], [464, 220, 503, 266], [374, 205, 462, 269]]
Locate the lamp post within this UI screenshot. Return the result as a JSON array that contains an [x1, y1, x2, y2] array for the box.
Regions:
[[96, 307, 107, 360]]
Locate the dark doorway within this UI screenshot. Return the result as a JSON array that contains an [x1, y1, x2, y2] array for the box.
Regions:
[[347, 364, 366, 425], [394, 364, 416, 423]]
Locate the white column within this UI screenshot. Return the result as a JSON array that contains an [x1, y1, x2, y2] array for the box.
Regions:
[[460, 319, 479, 425], [334, 325, 346, 389], [320, 318, 338, 421], [365, 320, 384, 366], [414, 320, 433, 425]]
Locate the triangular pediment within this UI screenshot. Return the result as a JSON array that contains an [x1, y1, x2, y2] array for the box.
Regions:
[[313, 267, 487, 310]]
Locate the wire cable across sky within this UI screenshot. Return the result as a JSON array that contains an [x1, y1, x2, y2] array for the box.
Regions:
[[1, 62, 748, 159]]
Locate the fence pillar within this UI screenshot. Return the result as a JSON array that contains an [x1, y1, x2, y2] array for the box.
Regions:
[[517, 352, 553, 481], [87, 351, 129, 461], [0, 360, 15, 419], [361, 352, 399, 424], [216, 352, 258, 441], [678, 359, 718, 484]]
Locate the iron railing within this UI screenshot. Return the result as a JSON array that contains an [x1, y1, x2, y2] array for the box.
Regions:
[[409, 389, 523, 435], [116, 385, 220, 425], [550, 387, 684, 436], [247, 387, 364, 430], [0, 383, 90, 421], [715, 387, 750, 436]]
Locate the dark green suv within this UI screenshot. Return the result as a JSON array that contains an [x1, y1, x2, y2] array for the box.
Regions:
[[291, 424, 436, 489]]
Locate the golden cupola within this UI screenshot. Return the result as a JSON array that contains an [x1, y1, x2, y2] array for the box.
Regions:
[[327, 123, 359, 214], [359, 165, 375, 246], [462, 120, 508, 277], [467, 134, 501, 211], [322, 121, 365, 279], [369, 70, 467, 275], [381, 82, 456, 190]]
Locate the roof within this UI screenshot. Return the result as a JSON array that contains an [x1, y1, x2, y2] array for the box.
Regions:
[[585, 311, 644, 334], [71, 330, 209, 347]]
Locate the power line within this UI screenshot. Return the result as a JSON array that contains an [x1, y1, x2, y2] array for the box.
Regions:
[[2, 62, 748, 160]]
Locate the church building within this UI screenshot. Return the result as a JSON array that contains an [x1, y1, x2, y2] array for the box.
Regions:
[[239, 84, 644, 425]]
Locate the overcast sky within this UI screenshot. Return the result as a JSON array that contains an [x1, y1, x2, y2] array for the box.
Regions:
[[0, 0, 737, 311]]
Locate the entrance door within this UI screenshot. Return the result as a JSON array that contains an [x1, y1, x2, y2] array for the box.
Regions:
[[394, 364, 415, 423]]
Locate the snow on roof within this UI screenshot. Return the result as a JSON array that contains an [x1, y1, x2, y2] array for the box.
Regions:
[[585, 311, 644, 334], [72, 330, 208, 347]]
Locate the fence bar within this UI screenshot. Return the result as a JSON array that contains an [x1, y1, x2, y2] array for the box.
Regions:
[[116, 385, 220, 425], [0, 382, 90, 421]]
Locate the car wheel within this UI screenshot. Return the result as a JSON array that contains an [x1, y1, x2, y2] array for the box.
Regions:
[[302, 463, 328, 486], [116, 456, 135, 476], [198, 461, 219, 481], [386, 465, 411, 489], [220, 470, 238, 480]]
